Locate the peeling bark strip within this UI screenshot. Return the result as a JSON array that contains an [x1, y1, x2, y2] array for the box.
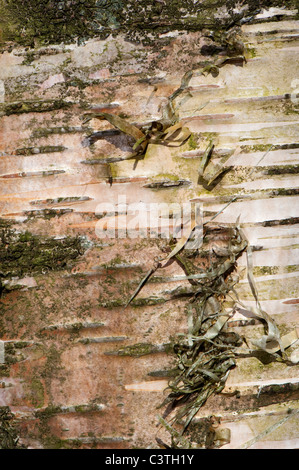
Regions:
[[124, 221, 296, 448]]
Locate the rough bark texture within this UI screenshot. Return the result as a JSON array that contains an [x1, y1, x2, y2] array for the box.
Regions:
[[0, 1, 299, 449]]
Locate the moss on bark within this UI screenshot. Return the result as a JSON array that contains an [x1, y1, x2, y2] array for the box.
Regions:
[[1, 0, 298, 48], [0, 225, 84, 287]]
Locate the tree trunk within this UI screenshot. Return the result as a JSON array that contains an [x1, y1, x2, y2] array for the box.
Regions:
[[0, 0, 299, 449]]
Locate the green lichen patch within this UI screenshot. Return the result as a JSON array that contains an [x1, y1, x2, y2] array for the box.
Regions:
[[29, 378, 45, 408], [35, 405, 67, 449], [0, 0, 103, 47], [3, 341, 31, 365], [1, 0, 297, 49], [0, 365, 10, 377], [187, 133, 199, 150], [0, 99, 71, 116], [24, 208, 73, 220], [34, 404, 62, 422], [36, 344, 65, 405], [0, 228, 84, 283], [240, 143, 299, 153], [0, 218, 14, 228], [35, 403, 106, 448], [31, 126, 91, 139], [15, 146, 66, 156], [105, 342, 171, 357]]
